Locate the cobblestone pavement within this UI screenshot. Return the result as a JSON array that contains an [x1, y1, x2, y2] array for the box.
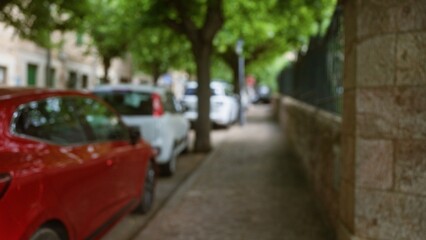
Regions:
[[134, 105, 333, 240]]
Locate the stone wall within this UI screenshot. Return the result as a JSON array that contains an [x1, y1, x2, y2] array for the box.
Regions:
[[278, 96, 342, 231], [339, 1, 426, 239]]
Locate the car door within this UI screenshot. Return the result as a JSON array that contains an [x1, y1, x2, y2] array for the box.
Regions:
[[74, 97, 148, 213], [10, 97, 114, 238]]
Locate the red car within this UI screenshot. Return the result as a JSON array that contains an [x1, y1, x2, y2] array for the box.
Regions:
[[0, 88, 156, 240]]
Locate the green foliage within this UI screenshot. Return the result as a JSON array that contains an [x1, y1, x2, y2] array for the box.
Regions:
[[131, 26, 194, 80], [214, 0, 337, 85], [84, 0, 131, 63], [0, 0, 88, 47]]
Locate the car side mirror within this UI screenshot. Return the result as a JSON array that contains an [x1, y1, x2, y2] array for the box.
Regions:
[[129, 126, 141, 145]]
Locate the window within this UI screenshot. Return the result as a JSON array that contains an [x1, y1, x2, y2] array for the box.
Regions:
[[0, 66, 6, 85], [82, 74, 88, 89], [27, 64, 38, 86], [94, 91, 153, 116], [13, 97, 88, 145], [74, 97, 129, 142], [67, 71, 77, 89]]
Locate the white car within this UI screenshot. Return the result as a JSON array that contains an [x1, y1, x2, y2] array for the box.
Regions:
[[93, 84, 190, 176], [182, 81, 239, 127]]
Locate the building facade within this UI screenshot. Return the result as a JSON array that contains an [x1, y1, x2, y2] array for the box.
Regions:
[[0, 22, 132, 89]]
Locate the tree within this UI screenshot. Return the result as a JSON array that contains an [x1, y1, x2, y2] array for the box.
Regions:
[[139, 0, 224, 152], [84, 0, 132, 83], [0, 0, 87, 45], [214, 0, 336, 92], [131, 27, 193, 85]]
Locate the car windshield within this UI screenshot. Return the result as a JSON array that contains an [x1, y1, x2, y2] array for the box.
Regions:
[[184, 87, 225, 96], [94, 91, 152, 116]]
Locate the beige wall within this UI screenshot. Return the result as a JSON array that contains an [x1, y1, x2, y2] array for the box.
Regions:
[[0, 23, 132, 89]]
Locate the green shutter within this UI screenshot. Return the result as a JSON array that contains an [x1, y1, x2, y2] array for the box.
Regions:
[[27, 64, 37, 86]]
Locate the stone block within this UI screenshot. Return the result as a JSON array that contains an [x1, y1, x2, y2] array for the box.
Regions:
[[356, 89, 399, 138], [395, 140, 426, 195], [396, 33, 426, 86], [357, 35, 396, 87], [396, 0, 426, 32], [396, 87, 426, 139], [355, 189, 426, 239], [355, 139, 393, 189], [357, 0, 398, 39], [355, 87, 426, 139]]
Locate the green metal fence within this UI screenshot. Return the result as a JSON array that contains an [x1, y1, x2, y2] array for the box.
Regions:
[[277, 6, 344, 115]]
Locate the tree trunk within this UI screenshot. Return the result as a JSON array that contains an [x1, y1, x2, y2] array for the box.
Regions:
[[102, 57, 111, 84], [152, 63, 161, 86], [46, 47, 52, 87], [193, 44, 212, 152], [231, 60, 239, 94]]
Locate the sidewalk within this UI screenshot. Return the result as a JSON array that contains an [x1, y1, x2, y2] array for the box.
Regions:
[[134, 105, 333, 240]]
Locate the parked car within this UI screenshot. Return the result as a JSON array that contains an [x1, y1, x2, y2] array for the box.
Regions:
[[92, 84, 190, 176], [255, 85, 272, 103], [0, 88, 156, 240], [182, 81, 239, 128]]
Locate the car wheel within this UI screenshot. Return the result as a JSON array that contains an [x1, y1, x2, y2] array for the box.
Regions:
[[135, 161, 156, 214], [30, 228, 62, 240], [160, 152, 176, 176]]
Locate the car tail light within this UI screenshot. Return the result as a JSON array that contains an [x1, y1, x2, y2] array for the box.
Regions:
[[0, 173, 12, 199], [152, 93, 164, 117]]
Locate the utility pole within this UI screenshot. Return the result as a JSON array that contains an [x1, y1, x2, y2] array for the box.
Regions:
[[235, 39, 245, 126]]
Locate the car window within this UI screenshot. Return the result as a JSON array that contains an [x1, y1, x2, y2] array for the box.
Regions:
[[184, 87, 220, 96], [73, 97, 129, 142], [164, 92, 177, 113], [211, 87, 224, 96], [225, 88, 234, 96], [174, 98, 183, 113], [13, 97, 88, 145], [94, 91, 153, 116], [184, 87, 197, 96]]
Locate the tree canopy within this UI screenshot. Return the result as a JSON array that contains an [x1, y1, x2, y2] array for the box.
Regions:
[[82, 0, 133, 82], [134, 0, 225, 152], [131, 26, 193, 85], [214, 0, 336, 90], [0, 0, 88, 46]]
